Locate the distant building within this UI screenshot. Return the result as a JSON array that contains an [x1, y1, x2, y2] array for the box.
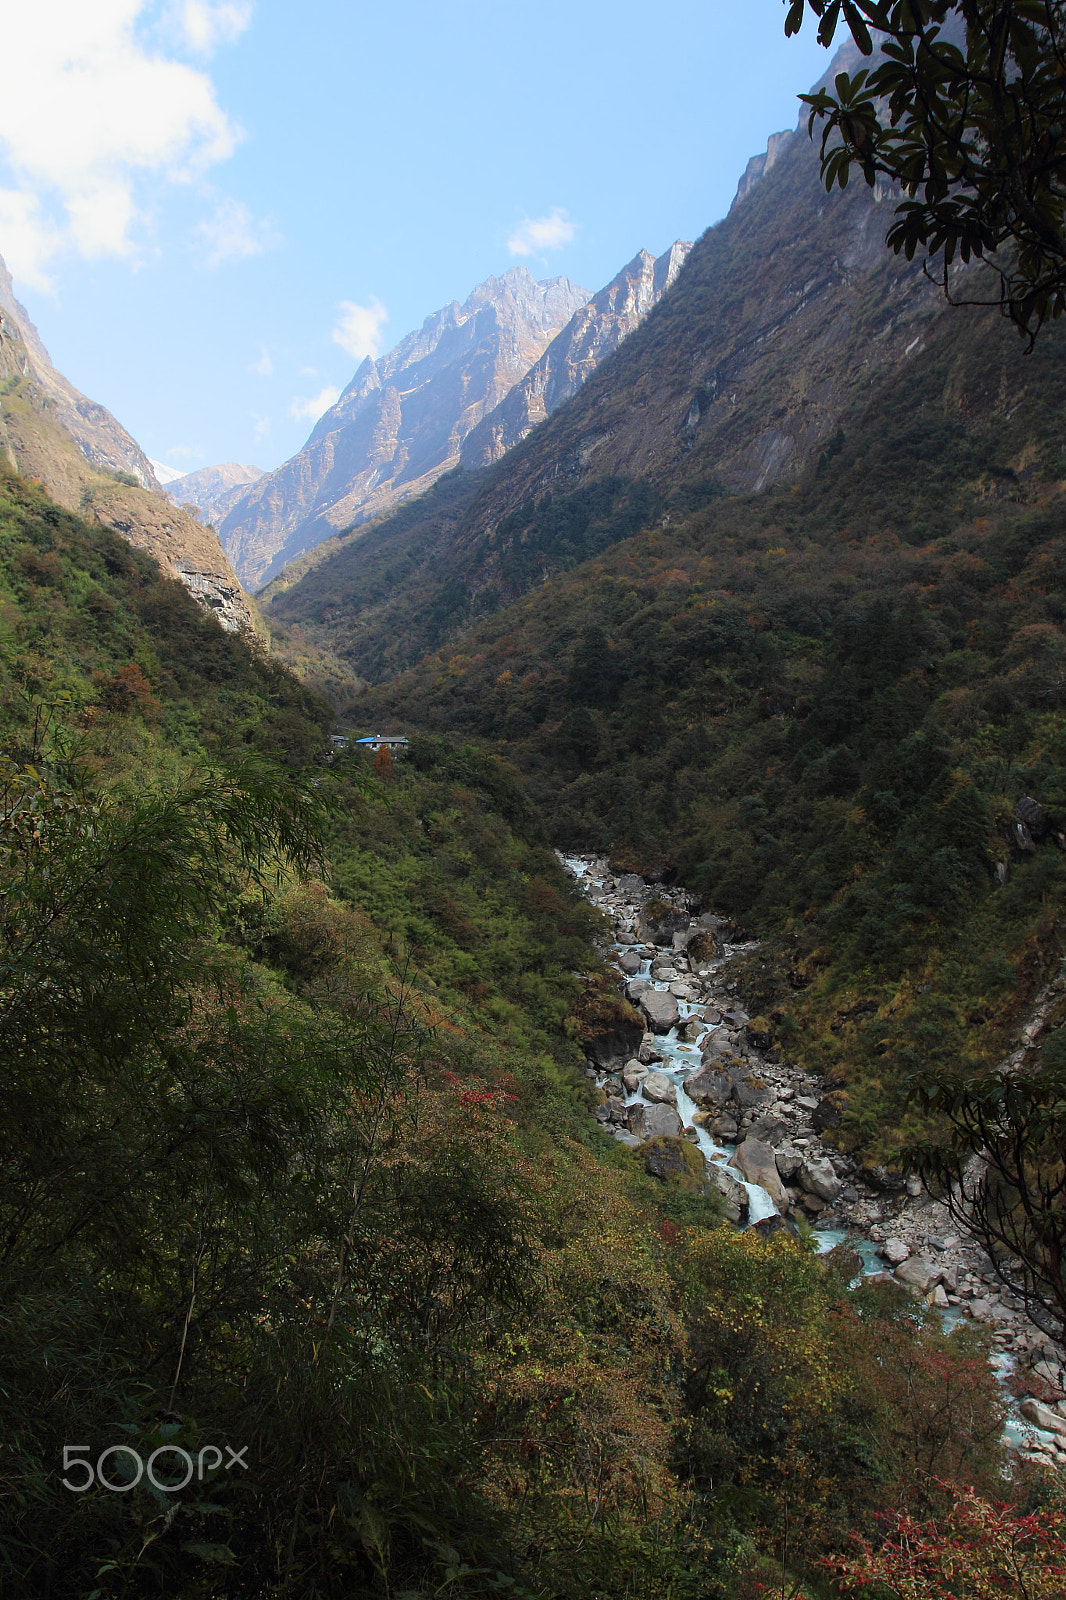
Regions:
[[354, 734, 409, 755], [329, 734, 349, 749]]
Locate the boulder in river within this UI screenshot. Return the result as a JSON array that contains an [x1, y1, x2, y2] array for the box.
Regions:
[[894, 1255, 942, 1293], [639, 990, 681, 1033], [881, 1237, 910, 1266], [729, 1137, 791, 1213], [774, 1146, 805, 1181], [628, 1102, 682, 1140], [641, 1069, 677, 1106], [622, 1059, 648, 1093], [1019, 1399, 1066, 1435], [799, 1158, 842, 1204], [614, 872, 648, 900], [752, 1213, 795, 1240], [641, 1135, 706, 1187], [684, 1066, 733, 1109], [705, 1163, 750, 1224], [617, 950, 642, 975], [626, 977, 652, 1001], [637, 898, 691, 946]]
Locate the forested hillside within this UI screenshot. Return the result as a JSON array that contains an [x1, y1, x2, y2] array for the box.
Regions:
[[5, 461, 1054, 1596], [345, 294, 1066, 1159]]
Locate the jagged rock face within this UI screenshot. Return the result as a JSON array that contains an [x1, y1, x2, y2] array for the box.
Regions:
[[166, 462, 265, 527], [459, 241, 691, 469], [220, 267, 591, 589], [0, 257, 254, 634], [0, 257, 159, 490]]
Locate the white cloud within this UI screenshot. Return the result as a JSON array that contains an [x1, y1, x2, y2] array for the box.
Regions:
[[179, 0, 253, 54], [332, 298, 388, 361], [507, 208, 575, 257], [288, 385, 341, 424], [0, 0, 245, 285], [196, 197, 278, 267], [249, 344, 273, 377]]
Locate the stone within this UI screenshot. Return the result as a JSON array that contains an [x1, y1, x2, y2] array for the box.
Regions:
[[642, 1135, 704, 1184], [931, 1284, 949, 1308], [812, 1095, 845, 1133], [638, 1039, 664, 1065], [615, 873, 647, 899], [641, 1070, 677, 1106], [775, 1147, 805, 1181], [729, 1137, 791, 1214], [895, 1256, 942, 1293], [748, 1115, 789, 1146], [627, 1102, 682, 1140], [637, 899, 691, 946], [1019, 1399, 1066, 1435], [617, 950, 642, 975], [882, 1238, 910, 1266], [905, 1174, 923, 1198], [622, 1060, 649, 1093], [752, 1213, 793, 1240], [613, 1130, 641, 1148], [704, 1162, 750, 1224], [1031, 1360, 1065, 1390], [684, 1066, 733, 1109], [678, 1018, 704, 1042], [639, 990, 680, 1033], [799, 1158, 842, 1204], [626, 978, 652, 1001], [795, 1095, 819, 1113], [801, 1193, 826, 1213]]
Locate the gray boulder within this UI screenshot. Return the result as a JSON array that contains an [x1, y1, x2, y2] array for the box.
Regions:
[[799, 1158, 842, 1204], [704, 1162, 750, 1224], [622, 1060, 648, 1093], [627, 977, 652, 1002], [637, 899, 691, 945], [628, 1102, 682, 1140], [617, 950, 642, 975], [641, 1070, 677, 1106], [684, 1066, 733, 1109], [615, 872, 647, 900], [774, 1146, 805, 1182], [729, 1138, 790, 1213], [1019, 1399, 1066, 1435], [895, 1256, 942, 1293], [882, 1237, 910, 1266], [639, 990, 680, 1033]]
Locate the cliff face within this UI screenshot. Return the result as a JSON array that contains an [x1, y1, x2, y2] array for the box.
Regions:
[[0, 260, 253, 633], [219, 268, 590, 590], [460, 242, 692, 470], [0, 258, 160, 490]]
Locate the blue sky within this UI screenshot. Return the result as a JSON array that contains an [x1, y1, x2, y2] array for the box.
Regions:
[[0, 2, 830, 475]]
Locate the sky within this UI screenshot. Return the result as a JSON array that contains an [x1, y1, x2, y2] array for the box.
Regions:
[[0, 1, 831, 477]]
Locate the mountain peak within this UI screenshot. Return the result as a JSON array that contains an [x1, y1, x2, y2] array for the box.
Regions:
[[219, 268, 591, 588]]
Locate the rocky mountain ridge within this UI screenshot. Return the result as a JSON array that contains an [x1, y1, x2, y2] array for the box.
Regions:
[[167, 461, 265, 527], [0, 255, 253, 633], [218, 268, 591, 590], [460, 241, 691, 470]]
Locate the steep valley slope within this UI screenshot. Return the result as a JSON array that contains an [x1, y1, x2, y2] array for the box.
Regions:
[[262, 104, 961, 682], [258, 99, 1066, 1166]]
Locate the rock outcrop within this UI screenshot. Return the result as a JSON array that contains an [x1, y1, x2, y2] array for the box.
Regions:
[[0, 253, 254, 633]]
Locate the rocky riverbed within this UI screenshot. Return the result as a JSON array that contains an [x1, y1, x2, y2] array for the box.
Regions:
[[562, 852, 1066, 1472]]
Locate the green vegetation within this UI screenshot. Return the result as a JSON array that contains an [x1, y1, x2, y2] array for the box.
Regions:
[[347, 302, 1066, 1158], [2, 465, 1047, 1595]]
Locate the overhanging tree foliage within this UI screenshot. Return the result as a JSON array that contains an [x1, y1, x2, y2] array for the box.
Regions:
[[904, 1061, 1066, 1333], [784, 1, 1066, 342]]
